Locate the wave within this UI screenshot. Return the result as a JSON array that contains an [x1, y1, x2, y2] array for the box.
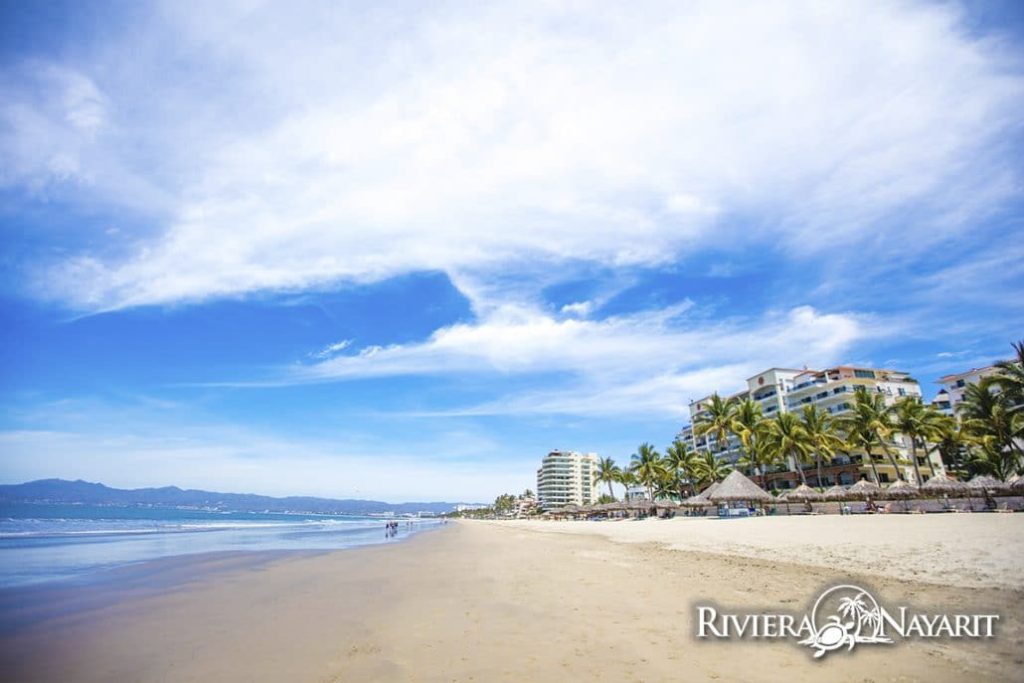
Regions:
[[0, 518, 394, 539]]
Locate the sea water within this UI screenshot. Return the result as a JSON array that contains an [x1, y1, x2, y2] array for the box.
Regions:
[[0, 502, 441, 587]]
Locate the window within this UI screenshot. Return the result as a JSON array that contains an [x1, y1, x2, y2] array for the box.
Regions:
[[854, 369, 876, 379], [956, 379, 966, 388], [898, 388, 907, 396], [879, 473, 890, 483]]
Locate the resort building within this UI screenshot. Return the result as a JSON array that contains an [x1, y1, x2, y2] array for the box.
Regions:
[[536, 450, 599, 510], [933, 365, 1002, 416], [679, 365, 943, 488]]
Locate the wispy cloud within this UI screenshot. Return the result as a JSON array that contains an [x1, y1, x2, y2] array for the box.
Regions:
[[0, 1, 1017, 312], [283, 303, 881, 418]]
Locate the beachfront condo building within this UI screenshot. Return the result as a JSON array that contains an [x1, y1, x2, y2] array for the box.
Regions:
[[932, 365, 1002, 416], [679, 365, 943, 488], [536, 450, 599, 510]]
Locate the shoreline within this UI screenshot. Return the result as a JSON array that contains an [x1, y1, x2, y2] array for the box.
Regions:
[[1, 518, 1020, 682]]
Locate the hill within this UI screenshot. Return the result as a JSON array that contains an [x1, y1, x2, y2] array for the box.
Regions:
[[0, 479, 479, 515]]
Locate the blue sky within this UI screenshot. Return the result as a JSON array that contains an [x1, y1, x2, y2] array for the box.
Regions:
[[1, 0, 1022, 501]]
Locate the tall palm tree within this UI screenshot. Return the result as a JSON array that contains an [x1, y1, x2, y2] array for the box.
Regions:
[[800, 405, 844, 487], [693, 450, 731, 487], [891, 397, 949, 485], [616, 469, 637, 501], [731, 401, 775, 489], [630, 442, 665, 501], [926, 419, 974, 479], [693, 393, 738, 456], [767, 412, 813, 486], [664, 438, 698, 498], [992, 340, 1024, 412], [731, 399, 765, 456], [593, 456, 622, 500], [839, 395, 883, 484], [736, 433, 778, 490], [841, 386, 904, 482], [959, 382, 1023, 476]]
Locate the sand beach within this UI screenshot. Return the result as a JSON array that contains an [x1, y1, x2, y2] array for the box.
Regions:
[[1, 515, 1021, 682]]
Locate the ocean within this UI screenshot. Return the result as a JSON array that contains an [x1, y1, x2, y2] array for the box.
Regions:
[[0, 502, 442, 587]]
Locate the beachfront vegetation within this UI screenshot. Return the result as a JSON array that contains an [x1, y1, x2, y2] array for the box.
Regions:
[[594, 456, 622, 501], [590, 339, 1024, 501]]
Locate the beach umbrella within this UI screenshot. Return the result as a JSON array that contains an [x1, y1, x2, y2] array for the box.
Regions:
[[920, 472, 968, 496], [680, 481, 720, 507], [882, 479, 919, 512], [785, 483, 823, 502], [823, 484, 848, 501], [708, 470, 772, 505], [968, 475, 1010, 505], [822, 484, 849, 513], [783, 484, 822, 513], [882, 480, 919, 498], [845, 479, 882, 501], [967, 475, 1009, 492]]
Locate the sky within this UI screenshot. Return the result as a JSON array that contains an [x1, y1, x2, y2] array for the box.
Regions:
[[1, 0, 1022, 502]]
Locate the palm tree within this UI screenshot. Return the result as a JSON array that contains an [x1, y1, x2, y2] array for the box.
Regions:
[[694, 393, 738, 456], [840, 387, 904, 482], [731, 399, 764, 454], [959, 382, 1023, 477], [992, 340, 1024, 412], [664, 438, 698, 498], [616, 469, 637, 501], [593, 456, 622, 500], [839, 396, 883, 484], [926, 419, 974, 479], [800, 404, 844, 487], [630, 442, 665, 501], [891, 397, 949, 485], [693, 450, 732, 487], [767, 412, 814, 486]]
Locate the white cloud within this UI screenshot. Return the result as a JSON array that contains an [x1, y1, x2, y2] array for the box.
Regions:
[[309, 339, 352, 359], [291, 304, 876, 418], [559, 301, 593, 317], [0, 0, 1016, 310]]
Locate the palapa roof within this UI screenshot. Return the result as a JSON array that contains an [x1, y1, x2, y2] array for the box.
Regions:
[[784, 483, 823, 502], [967, 475, 1009, 491], [920, 472, 968, 493], [708, 470, 772, 503], [681, 481, 720, 506], [822, 484, 849, 501], [882, 479, 919, 498], [845, 478, 882, 499]]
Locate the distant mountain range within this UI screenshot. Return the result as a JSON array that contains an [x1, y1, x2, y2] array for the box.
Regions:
[[0, 479, 480, 515]]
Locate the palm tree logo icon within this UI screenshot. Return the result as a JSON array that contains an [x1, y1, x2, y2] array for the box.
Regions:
[[799, 584, 893, 658]]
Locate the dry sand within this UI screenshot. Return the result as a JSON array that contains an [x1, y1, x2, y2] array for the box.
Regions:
[[502, 513, 1024, 590], [1, 516, 1022, 682]]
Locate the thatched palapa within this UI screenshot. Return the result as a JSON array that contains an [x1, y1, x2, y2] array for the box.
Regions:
[[845, 478, 882, 499], [882, 479, 918, 499], [708, 470, 772, 503], [784, 483, 823, 502], [920, 473, 968, 496]]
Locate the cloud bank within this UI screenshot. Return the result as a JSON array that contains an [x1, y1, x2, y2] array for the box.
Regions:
[[0, 1, 1018, 311]]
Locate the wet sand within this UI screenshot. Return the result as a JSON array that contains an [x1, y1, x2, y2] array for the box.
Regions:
[[0, 518, 1020, 682]]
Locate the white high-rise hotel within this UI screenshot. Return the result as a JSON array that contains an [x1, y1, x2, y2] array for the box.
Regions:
[[536, 450, 599, 510], [678, 365, 944, 487]]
